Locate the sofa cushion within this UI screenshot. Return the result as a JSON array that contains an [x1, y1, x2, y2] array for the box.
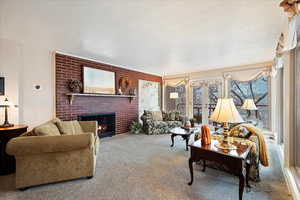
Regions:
[[34, 122, 61, 136], [56, 121, 84, 135], [165, 121, 182, 128], [151, 111, 163, 121], [169, 112, 176, 121], [175, 112, 181, 121]]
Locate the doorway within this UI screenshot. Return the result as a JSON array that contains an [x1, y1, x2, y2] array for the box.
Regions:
[[191, 80, 222, 125]]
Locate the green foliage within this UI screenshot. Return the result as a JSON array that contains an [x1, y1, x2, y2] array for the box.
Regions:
[[129, 121, 142, 134]]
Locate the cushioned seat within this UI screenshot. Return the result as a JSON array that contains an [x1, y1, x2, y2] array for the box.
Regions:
[[141, 110, 186, 135], [6, 118, 99, 189]]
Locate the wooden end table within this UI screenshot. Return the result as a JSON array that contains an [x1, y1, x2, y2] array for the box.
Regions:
[[188, 139, 251, 200], [169, 127, 200, 151], [0, 125, 28, 175]]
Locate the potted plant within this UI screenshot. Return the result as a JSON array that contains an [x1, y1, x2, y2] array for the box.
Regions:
[[129, 121, 142, 134]]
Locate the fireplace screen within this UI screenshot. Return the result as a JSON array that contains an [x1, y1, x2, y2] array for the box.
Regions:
[[78, 113, 116, 138]]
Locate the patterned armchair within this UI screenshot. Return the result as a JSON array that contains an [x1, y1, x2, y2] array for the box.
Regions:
[[141, 110, 187, 135]]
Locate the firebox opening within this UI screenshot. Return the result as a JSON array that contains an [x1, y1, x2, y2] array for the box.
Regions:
[[78, 113, 116, 138]]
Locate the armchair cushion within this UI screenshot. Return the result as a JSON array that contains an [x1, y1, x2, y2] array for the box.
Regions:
[[56, 120, 84, 135], [34, 122, 61, 136]]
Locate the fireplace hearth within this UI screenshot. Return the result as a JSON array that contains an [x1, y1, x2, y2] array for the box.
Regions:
[[78, 113, 116, 138]]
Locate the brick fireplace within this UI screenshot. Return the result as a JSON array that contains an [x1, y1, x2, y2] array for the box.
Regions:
[[55, 53, 162, 134]]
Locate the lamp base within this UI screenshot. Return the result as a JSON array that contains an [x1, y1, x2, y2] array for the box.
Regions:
[[0, 123, 14, 128], [214, 122, 237, 150], [215, 142, 237, 150]]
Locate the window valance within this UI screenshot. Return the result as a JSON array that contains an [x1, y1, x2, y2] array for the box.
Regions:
[[284, 15, 300, 52], [190, 79, 222, 87], [164, 78, 188, 87], [223, 67, 271, 82], [279, 1, 300, 52]]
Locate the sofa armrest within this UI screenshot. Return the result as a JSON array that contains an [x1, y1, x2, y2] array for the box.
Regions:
[[79, 121, 98, 137], [6, 133, 94, 156]]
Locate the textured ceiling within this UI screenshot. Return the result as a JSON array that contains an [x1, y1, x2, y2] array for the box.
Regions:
[[0, 0, 286, 75]]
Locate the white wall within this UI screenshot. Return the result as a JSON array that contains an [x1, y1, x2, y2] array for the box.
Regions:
[[0, 0, 286, 128], [0, 39, 21, 125]]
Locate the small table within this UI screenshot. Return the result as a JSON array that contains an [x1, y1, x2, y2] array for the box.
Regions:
[[188, 139, 251, 200], [0, 125, 28, 175], [170, 127, 200, 151]]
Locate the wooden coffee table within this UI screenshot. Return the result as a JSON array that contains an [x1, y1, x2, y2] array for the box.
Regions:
[[169, 127, 200, 151], [188, 139, 251, 200]]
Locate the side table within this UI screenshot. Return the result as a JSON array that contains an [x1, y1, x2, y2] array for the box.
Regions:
[[188, 139, 251, 200], [0, 125, 28, 175]]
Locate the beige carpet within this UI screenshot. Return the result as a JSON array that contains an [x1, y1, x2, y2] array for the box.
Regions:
[[0, 134, 291, 200]]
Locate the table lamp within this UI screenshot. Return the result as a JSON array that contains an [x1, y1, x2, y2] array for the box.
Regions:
[[241, 99, 257, 110], [210, 98, 244, 149], [241, 98, 257, 116], [0, 98, 17, 128]]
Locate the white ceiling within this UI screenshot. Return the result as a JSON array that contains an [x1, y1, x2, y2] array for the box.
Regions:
[[0, 0, 286, 76]]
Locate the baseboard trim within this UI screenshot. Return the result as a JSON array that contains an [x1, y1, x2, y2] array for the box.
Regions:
[[278, 145, 300, 200], [284, 168, 300, 200]]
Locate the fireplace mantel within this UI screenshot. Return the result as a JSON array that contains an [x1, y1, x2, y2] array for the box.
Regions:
[[66, 93, 136, 105]]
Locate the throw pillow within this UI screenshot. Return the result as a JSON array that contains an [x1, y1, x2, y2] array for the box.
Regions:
[[175, 112, 181, 121], [162, 111, 168, 121], [56, 121, 84, 135], [231, 129, 240, 137], [151, 111, 163, 121], [34, 122, 61, 136], [238, 127, 251, 138], [169, 112, 176, 121]]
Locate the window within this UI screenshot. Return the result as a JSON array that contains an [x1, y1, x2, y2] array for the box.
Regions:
[[165, 85, 186, 115], [192, 81, 221, 124], [230, 77, 270, 129]]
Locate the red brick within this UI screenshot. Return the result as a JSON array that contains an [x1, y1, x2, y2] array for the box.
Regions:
[[55, 53, 162, 134]]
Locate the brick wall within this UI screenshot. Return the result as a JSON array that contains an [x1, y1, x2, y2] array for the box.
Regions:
[[55, 53, 162, 134]]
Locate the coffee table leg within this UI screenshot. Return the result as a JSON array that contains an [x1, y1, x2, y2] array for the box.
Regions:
[[170, 134, 175, 147], [202, 160, 206, 172], [188, 158, 194, 185], [239, 175, 245, 200], [185, 136, 189, 151]]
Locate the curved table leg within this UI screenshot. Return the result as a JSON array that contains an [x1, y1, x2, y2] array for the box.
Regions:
[[188, 158, 194, 185], [246, 162, 251, 188], [170, 134, 175, 147], [202, 160, 206, 172], [239, 175, 245, 200], [185, 136, 189, 151]]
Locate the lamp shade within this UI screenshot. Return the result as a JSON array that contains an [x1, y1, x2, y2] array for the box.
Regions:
[[210, 98, 244, 123], [241, 99, 257, 110], [170, 92, 179, 99]]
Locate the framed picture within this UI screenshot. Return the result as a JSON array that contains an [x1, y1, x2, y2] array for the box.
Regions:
[[83, 66, 115, 94], [0, 77, 4, 96]]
